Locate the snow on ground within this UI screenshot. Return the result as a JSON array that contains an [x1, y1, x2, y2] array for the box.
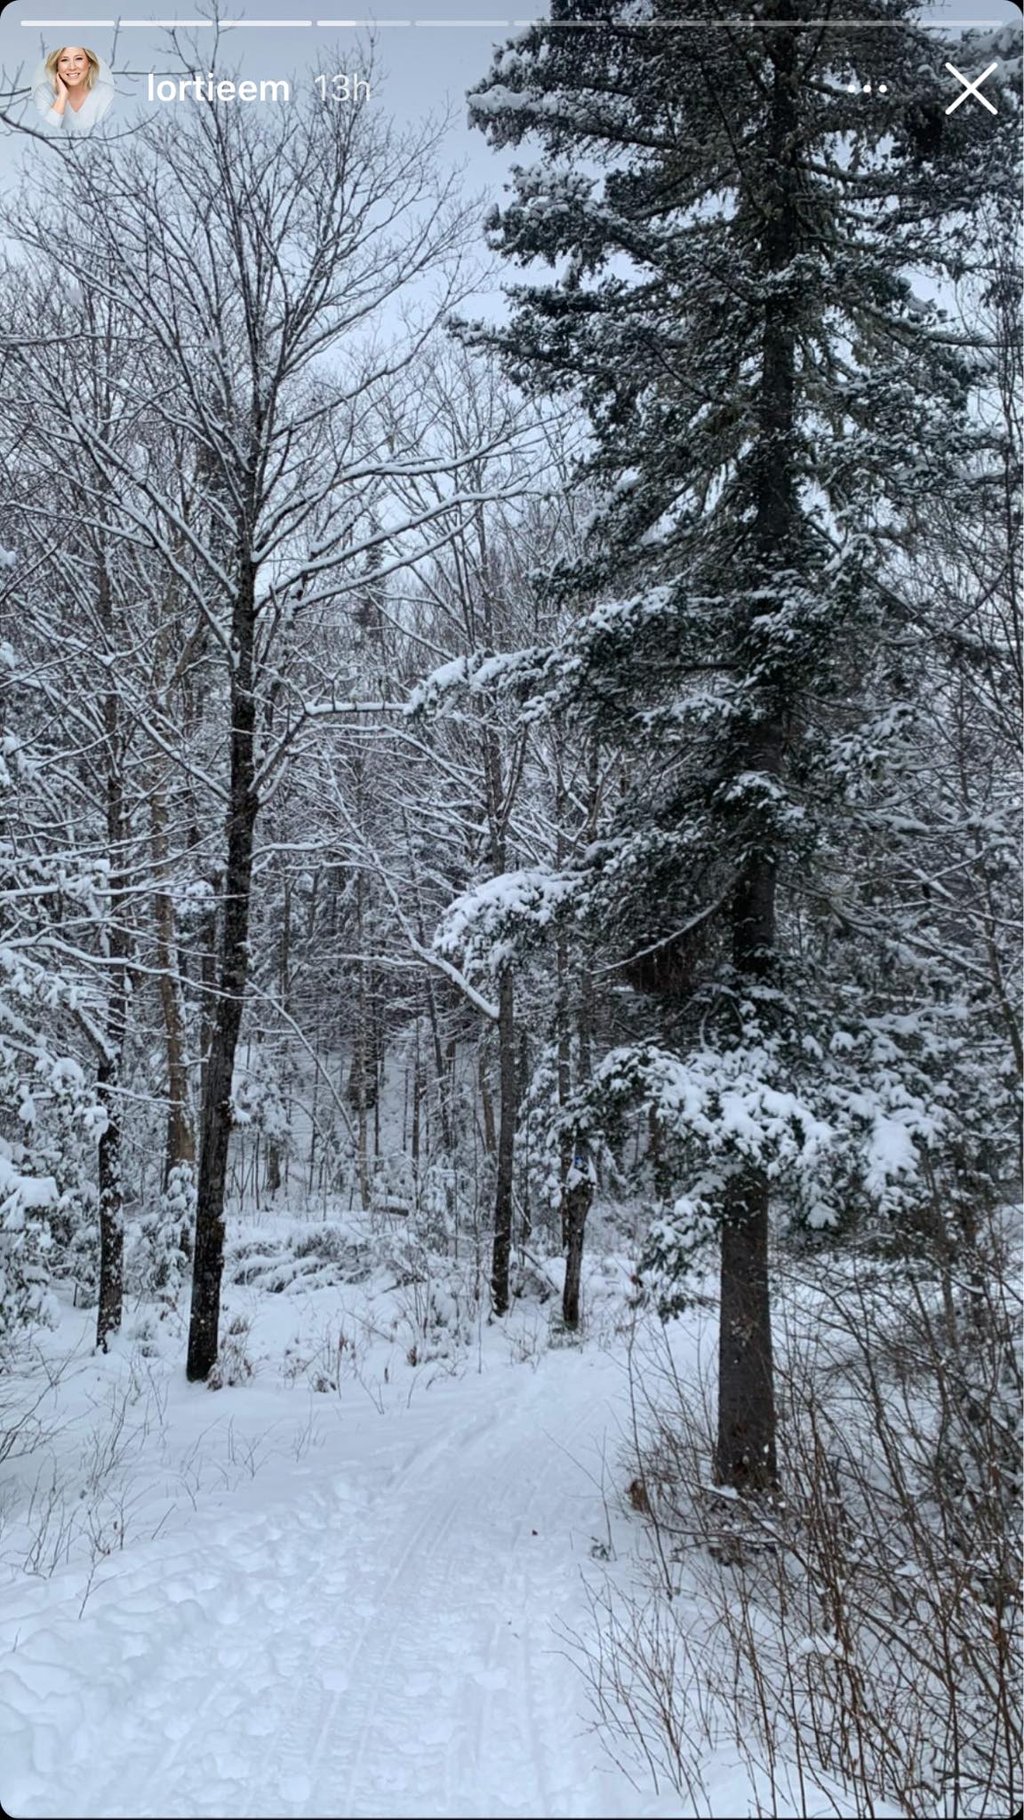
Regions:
[[0, 1214, 737, 1819]]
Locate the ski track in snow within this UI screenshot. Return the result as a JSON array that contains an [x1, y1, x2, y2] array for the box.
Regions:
[[0, 1356, 637, 1819]]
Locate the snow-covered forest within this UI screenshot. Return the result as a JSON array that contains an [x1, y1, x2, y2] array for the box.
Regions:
[[0, 5, 1020, 1816]]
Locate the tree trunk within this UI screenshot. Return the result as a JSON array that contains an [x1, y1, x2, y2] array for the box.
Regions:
[[518, 1022, 532, 1245], [151, 783, 194, 1186], [490, 968, 516, 1315], [714, 33, 797, 1490], [265, 870, 288, 1198], [561, 1142, 593, 1332], [555, 931, 572, 1246], [713, 732, 783, 1481], [480, 1051, 497, 1154], [186, 566, 258, 1382], [424, 982, 452, 1155], [197, 874, 220, 1124], [96, 1046, 124, 1351], [351, 1003, 371, 1210], [96, 576, 127, 1353], [715, 1170, 777, 1489]]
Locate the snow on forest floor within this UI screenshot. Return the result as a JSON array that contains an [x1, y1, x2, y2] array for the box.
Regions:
[[0, 1215, 693, 1818], [0, 1212, 867, 1819]]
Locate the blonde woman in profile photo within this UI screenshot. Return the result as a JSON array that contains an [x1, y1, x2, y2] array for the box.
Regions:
[[33, 46, 114, 135]]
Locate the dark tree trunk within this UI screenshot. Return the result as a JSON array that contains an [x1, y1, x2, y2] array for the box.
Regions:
[[555, 932, 572, 1246], [715, 1170, 777, 1489], [186, 566, 258, 1382], [716, 851, 780, 1488], [714, 32, 797, 1490], [490, 968, 516, 1315], [561, 1142, 593, 1332], [96, 571, 127, 1353], [411, 1024, 422, 1173], [96, 1048, 124, 1351], [555, 742, 597, 1315], [517, 1020, 532, 1244]]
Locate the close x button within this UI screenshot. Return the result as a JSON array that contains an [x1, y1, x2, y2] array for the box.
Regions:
[[944, 61, 999, 115]]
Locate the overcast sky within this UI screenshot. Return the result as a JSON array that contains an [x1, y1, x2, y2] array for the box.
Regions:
[[1, 0, 1018, 162], [0, 0, 1017, 304]]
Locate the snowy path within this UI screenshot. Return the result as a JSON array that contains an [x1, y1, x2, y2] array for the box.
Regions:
[[0, 1350, 654, 1819]]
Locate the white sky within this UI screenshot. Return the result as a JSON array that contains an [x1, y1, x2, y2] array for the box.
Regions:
[[1, 0, 1017, 181], [0, 2, 1017, 323]]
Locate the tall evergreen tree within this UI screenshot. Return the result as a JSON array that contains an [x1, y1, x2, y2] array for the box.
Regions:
[[461, 2, 1018, 1486]]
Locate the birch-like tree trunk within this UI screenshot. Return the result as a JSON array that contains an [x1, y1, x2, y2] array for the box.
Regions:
[[490, 968, 516, 1316]]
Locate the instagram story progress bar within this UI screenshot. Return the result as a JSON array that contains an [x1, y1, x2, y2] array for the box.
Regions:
[[16, 14, 1019, 25]]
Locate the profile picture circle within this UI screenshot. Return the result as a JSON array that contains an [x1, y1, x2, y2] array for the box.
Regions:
[[33, 46, 115, 135]]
